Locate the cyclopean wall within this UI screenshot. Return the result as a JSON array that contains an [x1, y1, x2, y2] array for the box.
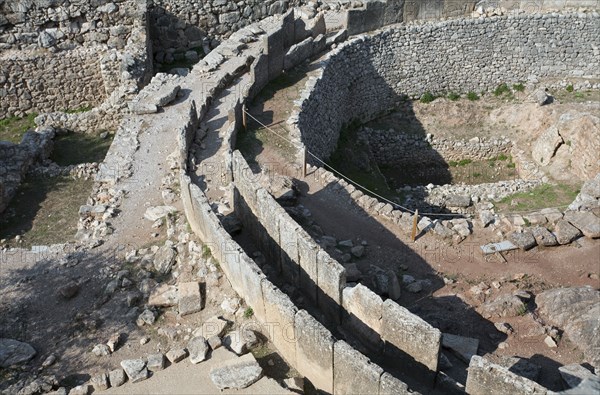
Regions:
[[0, 0, 151, 119], [293, 12, 600, 162]]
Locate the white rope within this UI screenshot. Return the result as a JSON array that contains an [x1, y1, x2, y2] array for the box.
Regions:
[[242, 109, 570, 219]]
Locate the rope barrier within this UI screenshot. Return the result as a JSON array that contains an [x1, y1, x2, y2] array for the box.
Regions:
[[242, 109, 572, 219]]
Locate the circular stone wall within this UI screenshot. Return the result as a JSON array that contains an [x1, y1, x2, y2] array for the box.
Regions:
[[296, 12, 600, 162]]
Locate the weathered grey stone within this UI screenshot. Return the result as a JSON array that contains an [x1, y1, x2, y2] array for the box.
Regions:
[[465, 356, 548, 395], [178, 282, 202, 316], [442, 333, 478, 363], [120, 359, 149, 383], [531, 226, 558, 247], [147, 353, 166, 371], [333, 340, 383, 394], [558, 378, 600, 394], [91, 372, 109, 391], [137, 309, 156, 326], [480, 294, 526, 319], [446, 195, 471, 208], [555, 219, 583, 244], [559, 364, 599, 389], [532, 125, 562, 165], [148, 284, 178, 307], [210, 353, 263, 390], [188, 336, 209, 364], [166, 348, 188, 363], [0, 338, 36, 368], [509, 231, 537, 251], [223, 330, 259, 356], [564, 211, 600, 238], [154, 244, 177, 274], [92, 344, 111, 357], [295, 310, 334, 393], [108, 368, 126, 387], [379, 371, 411, 394], [194, 316, 229, 339]]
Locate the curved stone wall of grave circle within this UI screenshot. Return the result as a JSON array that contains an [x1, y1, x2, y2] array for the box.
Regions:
[[293, 12, 600, 163]]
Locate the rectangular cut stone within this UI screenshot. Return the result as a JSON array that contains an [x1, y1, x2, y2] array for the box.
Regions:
[[261, 280, 297, 368], [465, 356, 549, 395], [342, 284, 383, 346], [297, 234, 318, 303], [279, 221, 300, 287], [178, 282, 202, 316], [379, 372, 411, 395], [238, 255, 267, 322], [317, 251, 345, 324], [333, 340, 383, 395], [295, 310, 334, 393], [381, 299, 441, 372]]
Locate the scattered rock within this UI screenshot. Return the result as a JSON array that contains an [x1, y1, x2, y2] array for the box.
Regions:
[[208, 336, 222, 351], [68, 385, 90, 395], [509, 231, 537, 251], [57, 281, 80, 299], [140, 337, 150, 345], [120, 359, 149, 383], [221, 297, 241, 315], [544, 335, 558, 348], [210, 353, 263, 390], [188, 336, 209, 364], [92, 344, 111, 357], [137, 309, 157, 326], [42, 354, 57, 368], [339, 239, 354, 248], [144, 206, 177, 222], [148, 284, 178, 307], [480, 294, 526, 318], [223, 330, 259, 356], [108, 368, 126, 388], [0, 339, 37, 368], [91, 372, 110, 391], [406, 281, 423, 294], [350, 245, 364, 257], [154, 244, 177, 274], [107, 333, 121, 353], [494, 322, 514, 335], [533, 89, 551, 106], [166, 348, 188, 363], [147, 353, 166, 371], [531, 226, 558, 247], [555, 219, 583, 244], [195, 316, 230, 339], [178, 282, 203, 316]]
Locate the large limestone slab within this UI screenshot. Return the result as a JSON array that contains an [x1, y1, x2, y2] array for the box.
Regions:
[[178, 282, 202, 316], [294, 310, 334, 393], [333, 340, 383, 395], [442, 333, 479, 363], [564, 211, 600, 239], [465, 356, 548, 395], [210, 353, 263, 390], [261, 280, 297, 368], [381, 299, 441, 372], [342, 284, 383, 345]]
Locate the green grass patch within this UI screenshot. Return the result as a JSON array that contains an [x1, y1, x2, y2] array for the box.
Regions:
[[50, 132, 113, 166], [494, 83, 511, 96], [244, 307, 254, 318], [0, 113, 37, 143], [496, 183, 581, 213], [64, 106, 92, 114], [420, 92, 436, 104], [467, 91, 480, 101], [0, 175, 94, 246], [512, 83, 525, 92], [566, 84, 574, 93], [447, 92, 461, 101]]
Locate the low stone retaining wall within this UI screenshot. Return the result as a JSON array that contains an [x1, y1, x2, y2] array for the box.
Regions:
[[292, 12, 600, 163]]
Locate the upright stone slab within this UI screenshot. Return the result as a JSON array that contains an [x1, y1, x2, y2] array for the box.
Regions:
[[342, 284, 384, 346], [317, 250, 345, 324], [333, 340, 383, 395], [295, 310, 334, 393], [279, 222, 300, 287], [381, 299, 441, 373], [237, 255, 267, 322], [297, 234, 319, 303], [465, 356, 549, 395], [261, 280, 298, 368], [379, 372, 411, 395]]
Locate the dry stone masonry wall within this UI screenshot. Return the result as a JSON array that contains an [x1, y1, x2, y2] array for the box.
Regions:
[[294, 11, 600, 161]]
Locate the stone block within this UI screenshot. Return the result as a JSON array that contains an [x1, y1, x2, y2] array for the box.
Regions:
[[295, 310, 334, 393], [178, 282, 202, 316], [261, 280, 297, 367], [342, 284, 383, 345], [333, 340, 383, 395], [465, 356, 549, 395]]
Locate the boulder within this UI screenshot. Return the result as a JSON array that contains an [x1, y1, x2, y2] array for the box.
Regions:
[[91, 373, 110, 391], [564, 211, 600, 238], [555, 219, 583, 244], [509, 231, 537, 251], [223, 330, 259, 356], [531, 226, 558, 247], [533, 89, 551, 106], [536, 287, 600, 371], [210, 353, 263, 390], [532, 125, 562, 165], [0, 338, 36, 368], [446, 195, 472, 208], [147, 353, 166, 371], [108, 369, 126, 387], [148, 284, 178, 307], [166, 348, 188, 363], [154, 244, 177, 274], [120, 359, 149, 383], [144, 206, 177, 222]]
